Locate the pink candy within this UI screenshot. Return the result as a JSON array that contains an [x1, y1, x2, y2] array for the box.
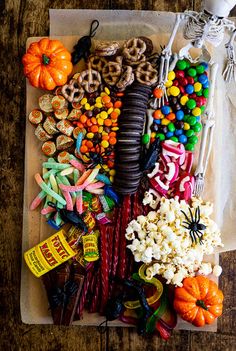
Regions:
[[148, 141, 194, 202]]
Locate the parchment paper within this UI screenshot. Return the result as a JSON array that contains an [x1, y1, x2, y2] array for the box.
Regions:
[[21, 10, 236, 331], [50, 9, 236, 252]]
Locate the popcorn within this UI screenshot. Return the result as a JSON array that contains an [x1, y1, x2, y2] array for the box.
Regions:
[[198, 262, 213, 275], [213, 264, 222, 277], [126, 197, 223, 286]]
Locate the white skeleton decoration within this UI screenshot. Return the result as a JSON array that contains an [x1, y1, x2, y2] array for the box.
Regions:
[[147, 0, 236, 196], [151, 0, 236, 109]]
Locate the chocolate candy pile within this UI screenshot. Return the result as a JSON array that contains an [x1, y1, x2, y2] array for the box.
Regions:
[[28, 85, 123, 182], [113, 83, 152, 194], [149, 60, 209, 151]]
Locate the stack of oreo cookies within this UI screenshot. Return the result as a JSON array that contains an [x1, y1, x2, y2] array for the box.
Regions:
[[113, 82, 152, 194]]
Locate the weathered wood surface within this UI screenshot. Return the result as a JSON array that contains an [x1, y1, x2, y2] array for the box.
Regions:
[[0, 1, 235, 350]]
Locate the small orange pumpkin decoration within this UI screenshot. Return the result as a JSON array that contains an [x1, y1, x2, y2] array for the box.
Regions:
[[22, 38, 73, 90], [173, 275, 224, 327]]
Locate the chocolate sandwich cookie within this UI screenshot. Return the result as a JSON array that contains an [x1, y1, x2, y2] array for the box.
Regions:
[[119, 109, 146, 122], [116, 162, 140, 172], [122, 101, 148, 110], [116, 179, 140, 190], [118, 122, 144, 131], [118, 131, 141, 138], [124, 92, 150, 100], [113, 183, 140, 194], [117, 145, 142, 153], [117, 154, 140, 162], [117, 137, 140, 143], [115, 169, 142, 178]]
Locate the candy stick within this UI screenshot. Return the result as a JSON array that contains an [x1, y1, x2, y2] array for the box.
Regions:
[[34, 173, 66, 205], [41, 206, 56, 215], [87, 271, 98, 312], [54, 211, 63, 227], [56, 175, 77, 199], [77, 268, 94, 318], [118, 195, 131, 279], [42, 162, 71, 170], [95, 173, 111, 185], [43, 169, 58, 180], [49, 174, 59, 194], [60, 167, 75, 176], [86, 188, 104, 195], [99, 225, 109, 313], [107, 224, 115, 288], [111, 207, 121, 277], [82, 169, 99, 188], [76, 169, 92, 186], [49, 173, 59, 205], [47, 158, 56, 163], [57, 189, 65, 209], [73, 169, 80, 183], [76, 191, 83, 214], [62, 190, 73, 211], [59, 184, 83, 192], [85, 181, 104, 191], [30, 190, 47, 210], [76, 132, 83, 153], [90, 271, 101, 313], [70, 159, 85, 172]]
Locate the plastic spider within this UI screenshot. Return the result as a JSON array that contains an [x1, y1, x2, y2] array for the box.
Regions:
[[49, 280, 78, 310], [84, 146, 114, 172], [181, 206, 206, 245]]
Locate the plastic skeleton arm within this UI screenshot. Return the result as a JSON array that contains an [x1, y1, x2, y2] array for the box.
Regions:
[[223, 29, 236, 82], [194, 63, 218, 180], [150, 13, 186, 109]]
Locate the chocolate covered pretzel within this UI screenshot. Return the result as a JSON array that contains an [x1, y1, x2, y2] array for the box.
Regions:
[[61, 79, 84, 103]]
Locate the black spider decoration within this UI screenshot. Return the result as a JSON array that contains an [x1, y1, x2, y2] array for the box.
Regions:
[[71, 19, 99, 65], [140, 137, 161, 172], [84, 146, 114, 171], [98, 277, 152, 336], [181, 206, 207, 245], [49, 280, 78, 310], [47, 202, 88, 232]]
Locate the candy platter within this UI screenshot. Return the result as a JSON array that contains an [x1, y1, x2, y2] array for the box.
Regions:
[[21, 10, 236, 337]]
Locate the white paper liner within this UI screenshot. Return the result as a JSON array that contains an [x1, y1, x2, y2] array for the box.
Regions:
[[21, 10, 236, 330]]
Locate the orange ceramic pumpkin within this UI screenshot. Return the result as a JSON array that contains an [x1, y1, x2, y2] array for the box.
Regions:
[[22, 38, 73, 90], [173, 276, 224, 327]]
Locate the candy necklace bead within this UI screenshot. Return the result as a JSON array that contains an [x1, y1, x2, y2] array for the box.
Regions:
[[185, 84, 194, 94], [192, 122, 202, 133], [169, 86, 180, 97], [178, 134, 187, 144], [186, 99, 197, 110], [187, 68, 197, 77], [185, 129, 195, 137], [185, 143, 195, 151], [192, 107, 201, 116], [176, 110, 184, 120], [196, 64, 205, 74], [176, 60, 187, 70]]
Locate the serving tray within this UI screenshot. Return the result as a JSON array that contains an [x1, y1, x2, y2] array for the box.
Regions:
[[21, 13, 228, 331]]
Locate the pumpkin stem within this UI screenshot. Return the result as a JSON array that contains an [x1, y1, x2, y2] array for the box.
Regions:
[[196, 299, 208, 310], [42, 54, 50, 65]]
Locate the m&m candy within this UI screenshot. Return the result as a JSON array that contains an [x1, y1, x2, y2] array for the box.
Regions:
[[150, 59, 209, 151]]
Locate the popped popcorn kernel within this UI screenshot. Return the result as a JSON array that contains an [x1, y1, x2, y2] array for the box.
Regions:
[[126, 197, 223, 286]]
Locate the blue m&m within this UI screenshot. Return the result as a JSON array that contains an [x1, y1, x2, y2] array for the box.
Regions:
[[149, 59, 209, 151]]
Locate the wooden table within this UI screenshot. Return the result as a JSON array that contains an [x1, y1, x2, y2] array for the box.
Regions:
[[1, 1, 235, 350]]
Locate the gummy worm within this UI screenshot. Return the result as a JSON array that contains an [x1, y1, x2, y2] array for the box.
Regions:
[[30, 190, 47, 210], [34, 173, 66, 205], [42, 162, 71, 170], [70, 159, 85, 172]]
